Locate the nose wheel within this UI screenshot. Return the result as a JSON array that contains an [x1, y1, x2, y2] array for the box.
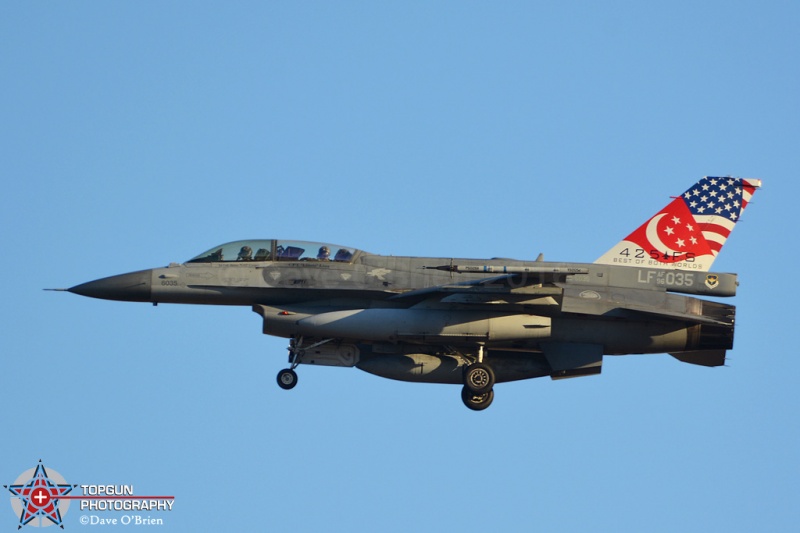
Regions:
[[277, 368, 298, 390]]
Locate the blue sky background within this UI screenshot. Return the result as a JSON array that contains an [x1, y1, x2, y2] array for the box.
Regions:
[[2, 2, 798, 531]]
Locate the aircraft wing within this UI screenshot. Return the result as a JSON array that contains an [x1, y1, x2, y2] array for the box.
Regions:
[[391, 275, 732, 326], [390, 273, 563, 308]]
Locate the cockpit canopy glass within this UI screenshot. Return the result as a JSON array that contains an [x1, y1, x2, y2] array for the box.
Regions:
[[187, 240, 358, 264]]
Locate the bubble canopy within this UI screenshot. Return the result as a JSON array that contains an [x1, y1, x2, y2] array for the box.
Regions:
[[187, 240, 360, 263]]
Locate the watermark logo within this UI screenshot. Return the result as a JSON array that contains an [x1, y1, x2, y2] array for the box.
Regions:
[[5, 460, 76, 528], [6, 461, 175, 529]]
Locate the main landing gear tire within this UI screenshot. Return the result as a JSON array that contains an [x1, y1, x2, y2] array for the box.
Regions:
[[464, 363, 495, 395], [461, 386, 494, 411], [277, 368, 298, 390]]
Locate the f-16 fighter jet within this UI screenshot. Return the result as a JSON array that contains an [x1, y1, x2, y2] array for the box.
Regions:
[[65, 177, 761, 410]]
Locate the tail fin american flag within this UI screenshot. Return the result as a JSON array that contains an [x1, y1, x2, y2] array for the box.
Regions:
[[683, 177, 759, 256], [595, 176, 762, 272]]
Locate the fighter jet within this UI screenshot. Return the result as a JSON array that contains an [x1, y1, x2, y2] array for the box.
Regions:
[[64, 177, 761, 410]]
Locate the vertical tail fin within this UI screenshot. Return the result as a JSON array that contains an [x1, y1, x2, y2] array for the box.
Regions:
[[595, 177, 762, 271]]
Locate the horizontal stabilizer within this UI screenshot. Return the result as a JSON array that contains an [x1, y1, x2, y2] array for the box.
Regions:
[[560, 286, 735, 326], [669, 350, 727, 367]]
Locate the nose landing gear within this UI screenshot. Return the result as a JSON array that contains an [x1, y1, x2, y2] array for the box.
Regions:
[[275, 336, 335, 391]]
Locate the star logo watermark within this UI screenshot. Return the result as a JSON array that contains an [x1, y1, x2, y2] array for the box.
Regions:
[[5, 461, 76, 529]]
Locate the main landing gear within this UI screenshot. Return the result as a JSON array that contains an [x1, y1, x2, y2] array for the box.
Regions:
[[461, 386, 494, 411], [461, 346, 496, 411]]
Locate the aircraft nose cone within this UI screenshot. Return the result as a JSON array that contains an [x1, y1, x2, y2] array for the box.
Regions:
[[69, 270, 153, 302]]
